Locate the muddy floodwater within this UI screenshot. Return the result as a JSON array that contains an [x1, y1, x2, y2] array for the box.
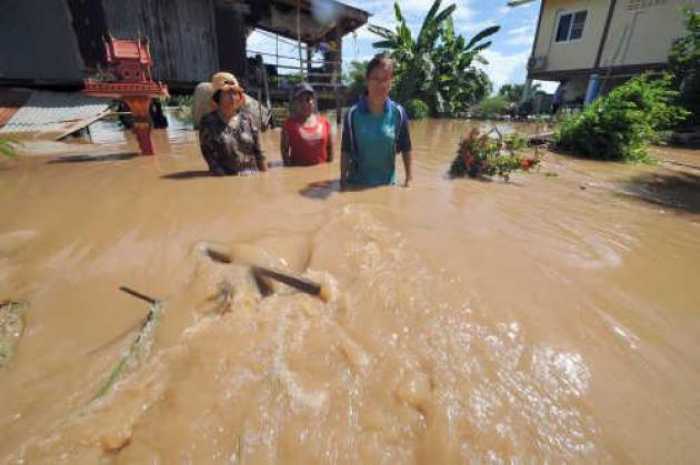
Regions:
[[1, 117, 699, 465]]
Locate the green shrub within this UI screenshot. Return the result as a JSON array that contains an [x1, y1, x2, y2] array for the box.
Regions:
[[168, 95, 194, 126], [669, 9, 700, 125], [405, 99, 430, 119], [554, 75, 688, 162], [474, 95, 509, 118]]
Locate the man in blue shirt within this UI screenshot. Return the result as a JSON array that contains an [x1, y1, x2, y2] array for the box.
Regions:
[[340, 54, 413, 188]]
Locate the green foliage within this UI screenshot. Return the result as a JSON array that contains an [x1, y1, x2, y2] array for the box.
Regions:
[[669, 9, 700, 125], [474, 95, 510, 118], [167, 94, 192, 107], [0, 301, 27, 367], [168, 95, 194, 126], [94, 302, 163, 400], [369, 0, 499, 116], [405, 99, 430, 119], [449, 129, 540, 181], [498, 82, 541, 104], [0, 137, 20, 158], [498, 84, 524, 103], [554, 75, 689, 162], [344, 60, 368, 100]]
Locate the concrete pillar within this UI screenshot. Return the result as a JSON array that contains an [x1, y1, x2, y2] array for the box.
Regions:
[[520, 78, 533, 105], [584, 74, 602, 106]]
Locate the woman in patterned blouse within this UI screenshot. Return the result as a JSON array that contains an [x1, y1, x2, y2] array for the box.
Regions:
[[198, 72, 268, 175]]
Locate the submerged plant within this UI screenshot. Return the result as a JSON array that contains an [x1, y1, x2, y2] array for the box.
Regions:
[[449, 128, 539, 181], [93, 301, 163, 400], [0, 301, 28, 367], [554, 74, 688, 162], [0, 137, 20, 158]]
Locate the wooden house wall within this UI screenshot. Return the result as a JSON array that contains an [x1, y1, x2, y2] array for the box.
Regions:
[[102, 0, 221, 84], [215, 8, 248, 80], [0, 0, 85, 83]]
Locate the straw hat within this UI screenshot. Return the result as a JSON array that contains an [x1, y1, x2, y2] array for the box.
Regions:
[[211, 72, 244, 93]]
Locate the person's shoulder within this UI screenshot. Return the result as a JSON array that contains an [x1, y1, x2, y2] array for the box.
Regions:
[[389, 101, 408, 127], [390, 100, 407, 117], [344, 102, 361, 122]]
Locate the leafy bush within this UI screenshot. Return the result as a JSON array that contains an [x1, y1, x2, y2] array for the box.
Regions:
[[344, 60, 368, 102], [669, 9, 700, 125], [405, 99, 430, 119], [554, 75, 688, 162], [168, 95, 194, 126], [474, 95, 510, 118]]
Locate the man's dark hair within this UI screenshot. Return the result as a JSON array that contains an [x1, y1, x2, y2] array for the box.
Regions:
[[366, 53, 395, 79]]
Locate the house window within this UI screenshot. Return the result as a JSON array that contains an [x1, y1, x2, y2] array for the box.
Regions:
[[555, 10, 588, 42]]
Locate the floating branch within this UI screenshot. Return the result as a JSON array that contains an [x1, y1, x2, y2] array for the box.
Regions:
[[93, 290, 163, 400]]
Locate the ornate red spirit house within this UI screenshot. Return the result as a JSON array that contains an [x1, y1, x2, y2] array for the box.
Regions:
[[84, 35, 169, 155]]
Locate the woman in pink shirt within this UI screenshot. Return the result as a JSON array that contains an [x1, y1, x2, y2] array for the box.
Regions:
[[281, 83, 333, 166]]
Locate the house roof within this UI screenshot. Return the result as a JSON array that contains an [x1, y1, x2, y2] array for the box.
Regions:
[[218, 0, 370, 44]]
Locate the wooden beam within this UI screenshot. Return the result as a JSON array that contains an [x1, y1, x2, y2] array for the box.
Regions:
[[527, 0, 546, 80], [595, 0, 618, 69]]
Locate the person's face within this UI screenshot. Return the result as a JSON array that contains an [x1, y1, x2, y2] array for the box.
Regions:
[[218, 88, 245, 113], [296, 92, 315, 117], [367, 63, 393, 101]]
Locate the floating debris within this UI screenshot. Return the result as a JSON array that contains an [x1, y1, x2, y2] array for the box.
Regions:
[[0, 301, 28, 368], [449, 128, 541, 181], [93, 298, 164, 400]]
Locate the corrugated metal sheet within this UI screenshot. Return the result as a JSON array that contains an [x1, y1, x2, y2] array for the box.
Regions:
[[0, 89, 31, 128], [0, 91, 110, 138]]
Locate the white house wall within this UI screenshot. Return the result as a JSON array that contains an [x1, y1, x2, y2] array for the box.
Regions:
[[533, 0, 611, 72], [598, 0, 699, 68]]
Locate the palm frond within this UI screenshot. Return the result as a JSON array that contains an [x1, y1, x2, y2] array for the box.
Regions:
[[465, 25, 501, 50]]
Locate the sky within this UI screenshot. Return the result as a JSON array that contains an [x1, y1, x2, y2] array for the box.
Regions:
[[247, 0, 557, 93]]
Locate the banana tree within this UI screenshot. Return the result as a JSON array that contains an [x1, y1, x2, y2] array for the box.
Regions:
[[368, 0, 500, 116], [368, 0, 456, 104], [429, 17, 499, 114]]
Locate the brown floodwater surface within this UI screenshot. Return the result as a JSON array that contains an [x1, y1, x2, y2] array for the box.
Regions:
[[0, 117, 699, 465]]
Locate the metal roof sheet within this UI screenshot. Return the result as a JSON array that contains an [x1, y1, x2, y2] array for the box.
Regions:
[[0, 90, 110, 137]]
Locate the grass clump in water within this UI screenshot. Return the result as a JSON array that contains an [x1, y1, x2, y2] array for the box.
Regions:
[[0, 137, 20, 158], [0, 301, 28, 367], [93, 301, 164, 400], [554, 74, 689, 163]]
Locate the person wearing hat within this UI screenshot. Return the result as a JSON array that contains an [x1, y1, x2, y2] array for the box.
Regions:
[[280, 83, 333, 166], [198, 72, 267, 175]]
